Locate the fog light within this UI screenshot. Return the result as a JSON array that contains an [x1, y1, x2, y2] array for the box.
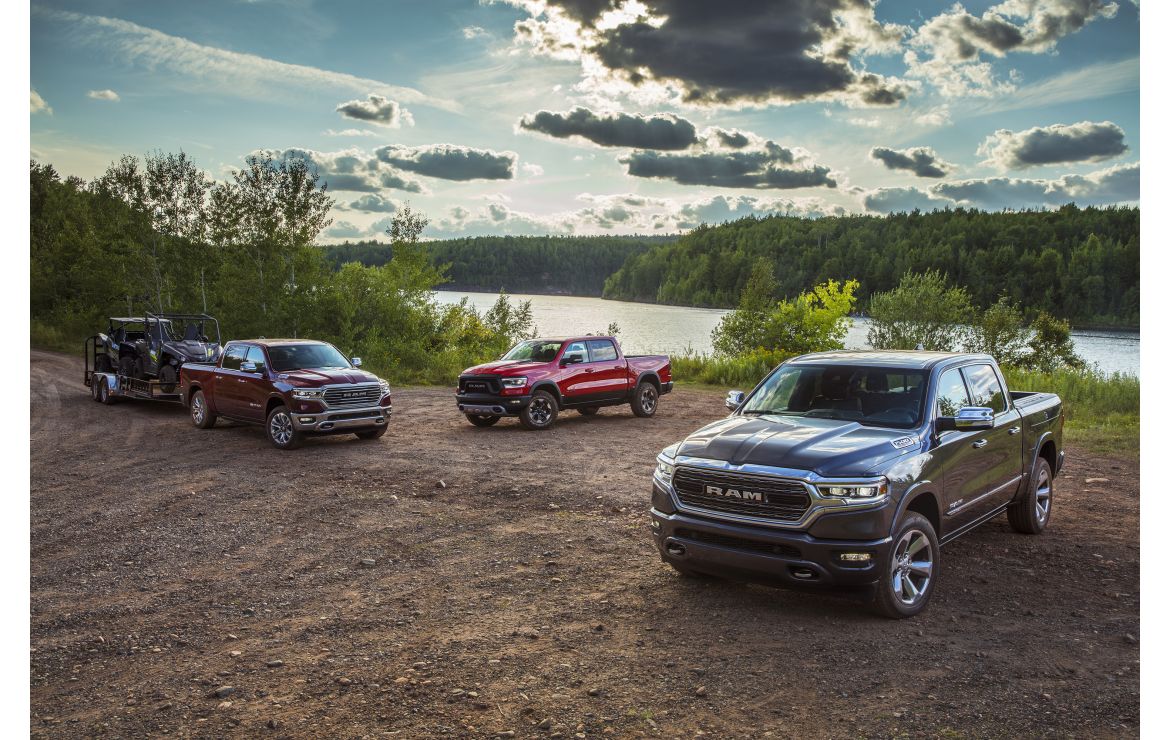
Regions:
[[651, 519, 661, 531], [839, 552, 871, 563], [299, 417, 314, 423]]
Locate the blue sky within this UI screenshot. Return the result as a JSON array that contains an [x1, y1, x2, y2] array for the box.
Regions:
[[30, 0, 1140, 241]]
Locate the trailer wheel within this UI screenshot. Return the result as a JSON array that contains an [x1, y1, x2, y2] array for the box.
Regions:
[[189, 390, 217, 429], [99, 378, 115, 405], [90, 378, 101, 402]]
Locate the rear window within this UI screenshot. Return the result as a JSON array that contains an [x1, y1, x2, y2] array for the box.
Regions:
[[962, 364, 1008, 414], [587, 339, 618, 362]]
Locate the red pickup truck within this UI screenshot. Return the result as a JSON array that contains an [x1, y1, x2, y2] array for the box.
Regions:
[[456, 336, 672, 430], [180, 338, 392, 449]]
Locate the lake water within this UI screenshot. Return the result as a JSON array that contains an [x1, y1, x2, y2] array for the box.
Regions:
[[435, 290, 1140, 377]]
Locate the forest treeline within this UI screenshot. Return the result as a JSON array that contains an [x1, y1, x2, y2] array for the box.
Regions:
[[324, 235, 671, 296], [601, 207, 1139, 327]]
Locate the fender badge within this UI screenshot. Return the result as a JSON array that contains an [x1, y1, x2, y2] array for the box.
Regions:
[[891, 436, 916, 449]]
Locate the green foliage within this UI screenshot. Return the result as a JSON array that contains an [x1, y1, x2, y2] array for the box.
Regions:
[[30, 155, 531, 385], [713, 278, 857, 356], [670, 348, 793, 387], [1022, 312, 1085, 373], [867, 270, 974, 351], [603, 206, 1139, 327], [963, 295, 1030, 366]]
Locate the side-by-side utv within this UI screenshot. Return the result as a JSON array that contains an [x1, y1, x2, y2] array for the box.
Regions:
[[89, 313, 221, 394]]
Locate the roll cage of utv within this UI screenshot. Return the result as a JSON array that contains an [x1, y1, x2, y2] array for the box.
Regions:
[[86, 313, 221, 393]]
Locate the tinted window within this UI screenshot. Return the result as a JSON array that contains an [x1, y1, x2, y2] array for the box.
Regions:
[[245, 346, 268, 373], [962, 364, 1008, 414], [587, 339, 618, 363], [740, 364, 926, 428], [563, 341, 588, 363], [268, 344, 351, 372], [501, 340, 562, 362], [222, 344, 247, 371], [936, 368, 970, 418]]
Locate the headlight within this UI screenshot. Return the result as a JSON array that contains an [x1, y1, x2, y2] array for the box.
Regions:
[[654, 450, 676, 484], [378, 379, 391, 396], [817, 479, 889, 502], [500, 377, 527, 388], [292, 388, 325, 399]]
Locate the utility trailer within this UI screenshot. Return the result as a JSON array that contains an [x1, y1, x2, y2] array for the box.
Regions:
[[84, 334, 183, 405]]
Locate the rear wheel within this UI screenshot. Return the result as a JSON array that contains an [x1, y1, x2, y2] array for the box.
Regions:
[[159, 364, 178, 394], [872, 512, 939, 619], [519, 390, 558, 430], [465, 414, 500, 427], [1008, 458, 1053, 534], [355, 426, 388, 440], [189, 390, 216, 429], [631, 381, 659, 418], [578, 406, 600, 416], [99, 378, 115, 405], [266, 405, 303, 450], [90, 378, 101, 402]]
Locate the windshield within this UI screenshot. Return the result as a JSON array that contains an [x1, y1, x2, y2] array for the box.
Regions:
[[501, 340, 563, 363], [267, 344, 352, 372], [740, 364, 927, 429]]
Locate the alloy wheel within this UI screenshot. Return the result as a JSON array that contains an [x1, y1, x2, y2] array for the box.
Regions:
[[890, 529, 933, 606], [640, 386, 657, 413], [191, 395, 205, 425], [1034, 467, 1052, 524], [529, 397, 552, 425], [270, 411, 294, 446]]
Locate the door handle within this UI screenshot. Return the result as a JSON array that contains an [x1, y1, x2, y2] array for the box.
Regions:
[[583, 368, 594, 373], [972, 439, 988, 449], [1008, 426, 1021, 435]]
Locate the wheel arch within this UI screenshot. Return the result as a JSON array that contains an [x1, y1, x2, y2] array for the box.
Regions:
[[636, 371, 661, 390], [894, 484, 941, 538], [266, 394, 289, 418], [185, 382, 203, 408], [529, 381, 564, 408]]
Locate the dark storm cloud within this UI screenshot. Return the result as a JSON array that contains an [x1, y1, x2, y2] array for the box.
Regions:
[[335, 93, 410, 127], [374, 144, 517, 181], [346, 193, 398, 213], [264, 148, 425, 193], [870, 146, 955, 178], [621, 143, 836, 189], [979, 120, 1128, 169], [513, 0, 908, 107], [518, 107, 698, 150]]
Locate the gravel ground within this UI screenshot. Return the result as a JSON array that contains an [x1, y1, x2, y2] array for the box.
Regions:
[[30, 349, 1139, 738]]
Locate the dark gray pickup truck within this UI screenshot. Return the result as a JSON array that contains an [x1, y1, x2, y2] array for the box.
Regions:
[[650, 351, 1064, 618]]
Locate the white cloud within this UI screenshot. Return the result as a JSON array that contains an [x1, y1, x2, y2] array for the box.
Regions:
[[30, 89, 51, 114], [34, 7, 457, 111], [914, 106, 951, 127], [521, 162, 545, 177], [462, 26, 488, 39], [87, 89, 120, 102], [335, 93, 413, 128], [323, 128, 378, 137]]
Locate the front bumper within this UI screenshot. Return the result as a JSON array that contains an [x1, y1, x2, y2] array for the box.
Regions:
[[290, 404, 391, 432], [456, 392, 531, 417]]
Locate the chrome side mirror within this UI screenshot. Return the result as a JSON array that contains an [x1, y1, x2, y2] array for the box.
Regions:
[[726, 390, 746, 412], [937, 406, 994, 432], [351, 357, 363, 367], [240, 361, 257, 373]]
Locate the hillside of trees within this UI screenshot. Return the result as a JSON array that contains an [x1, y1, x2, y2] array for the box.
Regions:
[[324, 235, 673, 296], [601, 207, 1139, 327]]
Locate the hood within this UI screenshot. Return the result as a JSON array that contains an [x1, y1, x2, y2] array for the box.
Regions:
[[676, 414, 919, 478], [462, 359, 551, 376], [276, 368, 380, 387]]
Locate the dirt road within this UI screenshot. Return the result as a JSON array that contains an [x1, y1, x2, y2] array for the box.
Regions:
[[30, 350, 1139, 737]]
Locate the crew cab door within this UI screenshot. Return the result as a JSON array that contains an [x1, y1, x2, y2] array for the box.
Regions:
[[960, 363, 1024, 511], [558, 341, 595, 403], [213, 343, 249, 417], [585, 339, 629, 401], [237, 345, 272, 422], [933, 366, 994, 536]]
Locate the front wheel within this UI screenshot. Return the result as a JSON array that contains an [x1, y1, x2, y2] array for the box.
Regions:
[[355, 426, 388, 440], [1008, 458, 1053, 534], [872, 512, 939, 619], [189, 390, 217, 429], [631, 381, 659, 418], [266, 405, 303, 450], [519, 390, 558, 430], [465, 414, 500, 427]]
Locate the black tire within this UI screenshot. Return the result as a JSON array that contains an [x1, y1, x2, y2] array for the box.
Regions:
[[99, 378, 115, 405], [189, 390, 217, 429], [872, 512, 939, 619], [118, 356, 135, 378], [159, 364, 178, 394], [355, 426, 388, 440], [1008, 458, 1053, 534], [519, 390, 558, 430], [90, 377, 101, 402], [630, 381, 659, 418], [266, 405, 303, 450], [465, 414, 500, 427], [578, 406, 600, 416]]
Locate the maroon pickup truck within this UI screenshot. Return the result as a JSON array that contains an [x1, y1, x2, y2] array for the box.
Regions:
[[456, 336, 672, 430], [180, 338, 392, 449]]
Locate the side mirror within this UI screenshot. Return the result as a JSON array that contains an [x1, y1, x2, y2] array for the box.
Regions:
[[240, 361, 258, 373], [936, 406, 994, 432], [560, 354, 584, 366], [726, 390, 746, 412], [351, 357, 363, 367]]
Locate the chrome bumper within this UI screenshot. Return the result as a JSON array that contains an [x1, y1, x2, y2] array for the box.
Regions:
[[290, 404, 391, 432]]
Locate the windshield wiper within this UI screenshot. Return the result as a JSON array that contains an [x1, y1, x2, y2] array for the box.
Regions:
[[742, 409, 797, 416]]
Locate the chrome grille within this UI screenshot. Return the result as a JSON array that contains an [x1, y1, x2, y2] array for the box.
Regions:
[[323, 384, 381, 409], [673, 467, 811, 522]]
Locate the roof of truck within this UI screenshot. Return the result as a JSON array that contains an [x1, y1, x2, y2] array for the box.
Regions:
[[788, 350, 993, 370], [226, 338, 333, 348]]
